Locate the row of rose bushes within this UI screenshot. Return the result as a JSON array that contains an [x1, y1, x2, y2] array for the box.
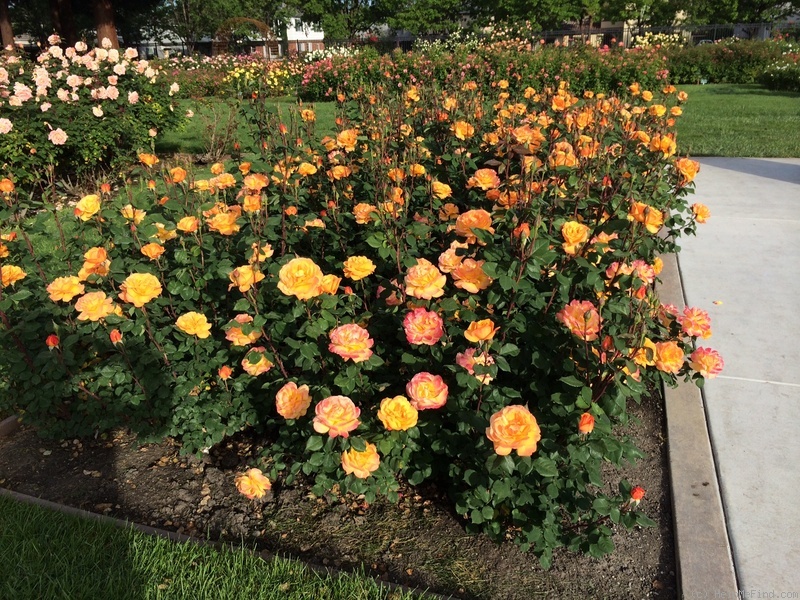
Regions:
[[0, 76, 720, 564], [0, 36, 185, 197], [757, 40, 800, 91]]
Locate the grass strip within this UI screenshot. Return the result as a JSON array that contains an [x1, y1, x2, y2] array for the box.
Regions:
[[0, 493, 426, 600], [676, 84, 800, 157]]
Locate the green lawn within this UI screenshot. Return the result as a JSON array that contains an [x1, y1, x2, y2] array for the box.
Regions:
[[0, 494, 424, 600], [676, 84, 800, 157]]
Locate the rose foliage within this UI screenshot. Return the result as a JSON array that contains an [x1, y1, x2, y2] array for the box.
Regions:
[[0, 78, 721, 566]]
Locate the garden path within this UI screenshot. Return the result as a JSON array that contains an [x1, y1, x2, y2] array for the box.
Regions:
[[677, 157, 800, 594]]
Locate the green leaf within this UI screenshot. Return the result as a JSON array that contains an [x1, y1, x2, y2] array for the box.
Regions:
[[305, 436, 324, 452], [533, 457, 558, 478]]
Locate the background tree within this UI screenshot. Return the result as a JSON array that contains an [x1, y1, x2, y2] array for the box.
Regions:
[[377, 0, 464, 36], [1, 0, 13, 49], [298, 0, 380, 40]]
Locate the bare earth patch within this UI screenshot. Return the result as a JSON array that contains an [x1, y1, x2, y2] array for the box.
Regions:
[[0, 397, 675, 599]]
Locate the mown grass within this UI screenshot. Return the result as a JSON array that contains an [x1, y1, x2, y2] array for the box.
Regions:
[[0, 494, 426, 600], [676, 84, 800, 157]]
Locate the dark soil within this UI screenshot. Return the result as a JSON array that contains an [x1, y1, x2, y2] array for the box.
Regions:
[[0, 398, 676, 599]]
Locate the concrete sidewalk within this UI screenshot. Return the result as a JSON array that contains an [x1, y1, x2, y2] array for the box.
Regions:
[[677, 158, 800, 594]]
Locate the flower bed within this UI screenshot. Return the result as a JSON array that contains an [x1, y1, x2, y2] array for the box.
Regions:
[[0, 78, 719, 566]]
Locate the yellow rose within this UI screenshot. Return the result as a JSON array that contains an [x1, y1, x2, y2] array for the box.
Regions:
[[275, 382, 312, 420], [47, 276, 85, 302], [561, 221, 590, 255], [235, 467, 271, 499], [485, 405, 542, 457], [452, 120, 475, 140], [118, 273, 162, 307], [464, 318, 499, 343], [74, 194, 101, 221], [152, 222, 178, 241], [138, 153, 159, 167], [206, 211, 240, 236], [74, 291, 115, 321], [655, 340, 684, 375], [377, 395, 418, 431], [405, 258, 446, 300], [319, 274, 342, 295], [1, 264, 26, 287], [297, 162, 317, 176], [336, 129, 358, 151], [176, 312, 212, 339], [228, 265, 265, 293], [432, 181, 452, 199], [343, 256, 376, 281], [341, 443, 380, 479], [628, 202, 664, 234], [278, 257, 323, 300]]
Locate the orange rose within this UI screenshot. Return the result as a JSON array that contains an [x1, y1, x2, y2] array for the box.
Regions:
[[432, 181, 452, 199], [455, 209, 494, 243], [377, 395, 418, 431], [235, 467, 271, 499], [409, 163, 426, 177], [438, 203, 459, 220], [241, 347, 273, 376], [47, 276, 84, 302], [549, 142, 578, 168], [464, 319, 499, 343], [328, 323, 374, 363], [74, 194, 101, 221], [243, 173, 269, 191], [561, 221, 590, 255], [456, 348, 495, 384], [452, 120, 475, 140], [176, 312, 212, 339], [353, 203, 377, 224], [341, 443, 380, 478], [110, 329, 123, 345], [486, 405, 542, 457], [242, 194, 262, 213], [649, 134, 676, 158], [689, 347, 724, 379], [556, 300, 601, 341], [403, 307, 444, 346], [313, 395, 360, 438], [319, 274, 342, 295], [0, 178, 14, 194], [342, 256, 376, 281], [629, 486, 646, 507], [74, 291, 115, 321], [225, 314, 262, 346], [0, 264, 25, 288], [405, 258, 446, 300], [278, 257, 323, 300], [631, 338, 658, 367], [654, 340, 684, 374], [300, 109, 316, 122], [229, 265, 265, 293], [119, 273, 162, 307], [578, 412, 595, 434], [680, 306, 712, 339], [406, 372, 448, 410], [177, 216, 199, 233], [628, 201, 664, 234], [336, 129, 358, 151], [327, 165, 352, 180], [210, 162, 225, 175], [169, 166, 187, 184], [138, 153, 159, 167], [467, 168, 501, 191], [275, 382, 312, 420], [206, 211, 240, 236], [297, 162, 317, 176], [140, 243, 165, 261], [692, 203, 711, 223]]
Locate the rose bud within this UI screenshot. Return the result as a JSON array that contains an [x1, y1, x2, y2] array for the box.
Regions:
[[46, 334, 60, 350], [110, 329, 123, 345], [578, 412, 594, 435], [629, 486, 646, 508]]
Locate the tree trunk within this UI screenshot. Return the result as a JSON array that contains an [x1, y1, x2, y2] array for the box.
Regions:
[[50, 0, 79, 46], [0, 0, 14, 51], [93, 0, 119, 48]]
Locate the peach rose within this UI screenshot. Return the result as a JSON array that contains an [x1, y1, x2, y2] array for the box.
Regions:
[[455, 209, 494, 244], [328, 323, 374, 363], [406, 372, 448, 410], [439, 203, 459, 221], [456, 348, 495, 384], [176, 312, 212, 339], [341, 443, 380, 479], [465, 319, 499, 343], [675, 158, 699, 184], [627, 201, 663, 234], [140, 243, 165, 261], [353, 203, 377, 224], [225, 314, 261, 346], [486, 405, 542, 457], [403, 307, 444, 346], [654, 340, 684, 374], [74, 194, 101, 221], [47, 276, 84, 302], [278, 257, 323, 300], [243, 173, 269, 191], [119, 273, 162, 307], [561, 221, 590, 255], [235, 467, 271, 499], [377, 395, 418, 431], [229, 265, 265, 293], [405, 258, 446, 300], [689, 347, 724, 379], [313, 395, 360, 438], [556, 300, 601, 341], [275, 382, 312, 420], [241, 347, 273, 376], [452, 259, 493, 293], [343, 256, 376, 281], [680, 306, 712, 339], [578, 412, 595, 434], [74, 291, 115, 321], [692, 203, 711, 223], [206, 211, 240, 236], [467, 168, 501, 191]]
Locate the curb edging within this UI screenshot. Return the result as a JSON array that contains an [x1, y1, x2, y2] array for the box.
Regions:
[[659, 252, 738, 598]]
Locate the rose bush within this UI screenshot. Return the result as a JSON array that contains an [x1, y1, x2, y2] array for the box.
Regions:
[[0, 77, 721, 566]]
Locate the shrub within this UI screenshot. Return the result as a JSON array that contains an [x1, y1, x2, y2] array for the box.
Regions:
[[0, 80, 720, 566], [758, 41, 800, 91], [665, 38, 786, 84], [0, 36, 184, 199]]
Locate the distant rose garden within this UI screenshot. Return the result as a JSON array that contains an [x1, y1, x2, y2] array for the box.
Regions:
[[5, 27, 785, 566]]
